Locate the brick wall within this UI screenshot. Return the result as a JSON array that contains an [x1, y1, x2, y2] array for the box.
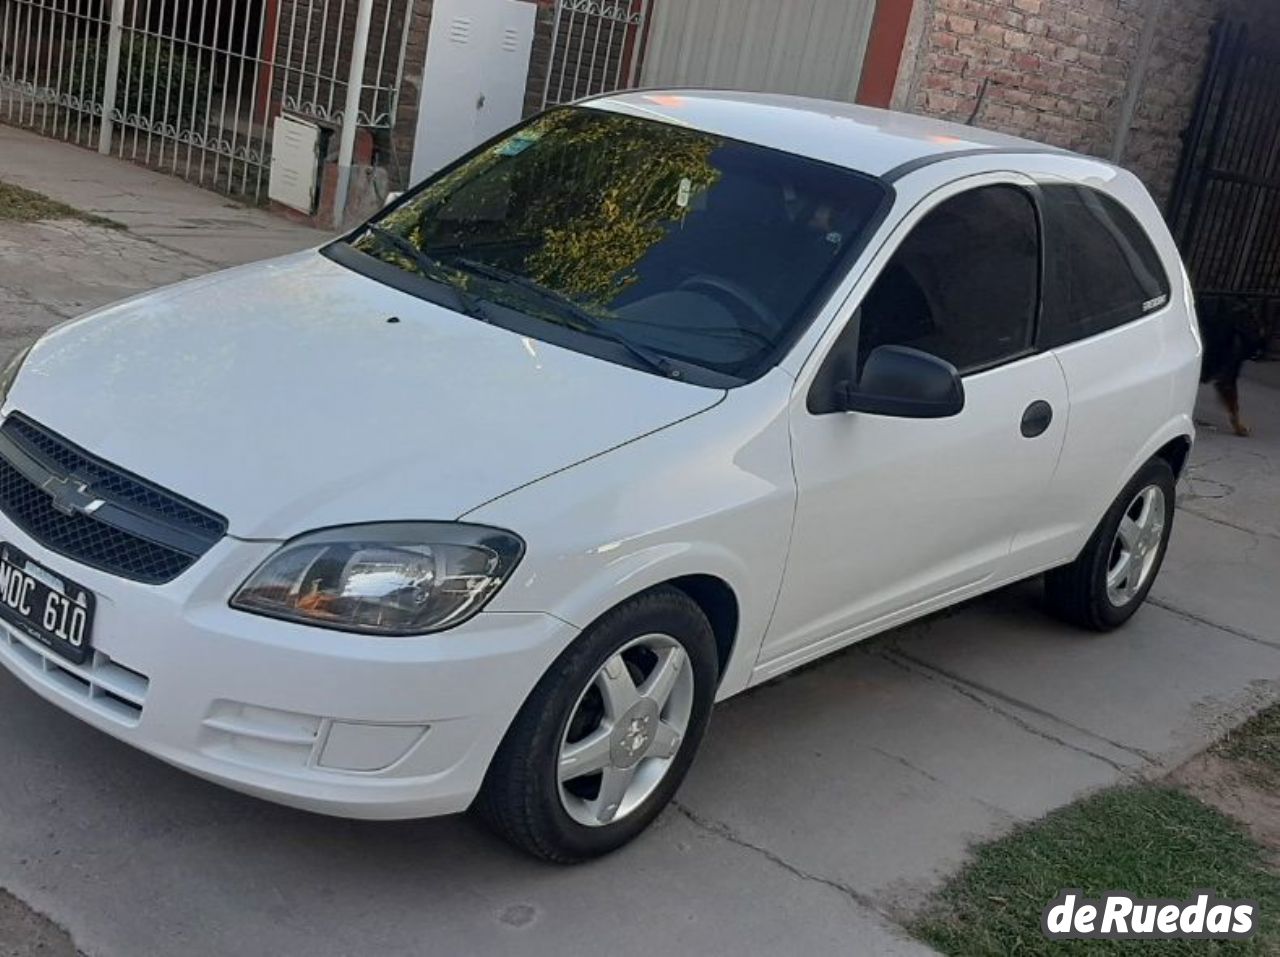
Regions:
[[524, 1, 558, 117], [896, 0, 1280, 205], [389, 0, 434, 189], [1124, 0, 1280, 204], [897, 0, 1146, 158], [1119, 0, 1218, 207]]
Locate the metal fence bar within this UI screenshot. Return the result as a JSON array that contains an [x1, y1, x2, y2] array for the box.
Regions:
[[175, 0, 197, 174], [1170, 20, 1280, 302], [370, 0, 392, 123], [542, 0, 650, 109], [311, 0, 331, 110], [97, 0, 124, 153], [388, 0, 413, 123], [1, 0, 413, 204], [87, 0, 106, 145], [332, 0, 373, 225], [18, 0, 34, 126], [0, 3, 10, 123], [67, 0, 83, 141], [116, 0, 139, 158], [327, 0, 348, 116], [33, 0, 46, 131], [148, 0, 172, 164], [52, 0, 69, 137], [255, 0, 283, 198]]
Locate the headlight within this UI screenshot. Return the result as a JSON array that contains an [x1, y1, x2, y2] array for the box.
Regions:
[[231, 522, 524, 635], [0, 345, 32, 406]]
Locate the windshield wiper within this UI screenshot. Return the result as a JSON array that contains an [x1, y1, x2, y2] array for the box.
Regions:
[[451, 258, 681, 379], [363, 226, 488, 321]]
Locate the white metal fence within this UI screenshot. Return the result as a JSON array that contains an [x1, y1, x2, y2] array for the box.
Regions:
[[277, 0, 414, 130], [0, 0, 414, 203], [540, 0, 651, 109]]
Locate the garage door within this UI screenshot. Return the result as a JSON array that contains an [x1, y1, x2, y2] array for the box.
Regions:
[[640, 0, 878, 101]]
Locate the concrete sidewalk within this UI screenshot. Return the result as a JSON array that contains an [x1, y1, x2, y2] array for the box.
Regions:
[[2, 126, 1280, 957], [0, 124, 329, 268], [0, 123, 329, 360]]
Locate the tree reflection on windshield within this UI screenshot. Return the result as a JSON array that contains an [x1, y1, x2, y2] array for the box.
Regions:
[[351, 106, 887, 381]]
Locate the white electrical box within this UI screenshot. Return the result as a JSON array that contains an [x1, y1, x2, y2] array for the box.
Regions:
[[410, 0, 536, 183], [268, 115, 322, 214]]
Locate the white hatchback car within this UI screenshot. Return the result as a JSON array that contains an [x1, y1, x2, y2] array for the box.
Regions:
[[0, 92, 1197, 861]]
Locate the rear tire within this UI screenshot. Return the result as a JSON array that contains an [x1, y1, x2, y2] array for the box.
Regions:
[[476, 586, 718, 863], [1045, 457, 1176, 631]]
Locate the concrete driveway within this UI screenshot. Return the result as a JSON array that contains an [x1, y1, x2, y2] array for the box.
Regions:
[[2, 125, 1280, 956]]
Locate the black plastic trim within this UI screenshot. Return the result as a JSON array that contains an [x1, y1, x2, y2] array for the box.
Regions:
[[881, 147, 1063, 184], [1020, 400, 1054, 438], [0, 414, 226, 583]]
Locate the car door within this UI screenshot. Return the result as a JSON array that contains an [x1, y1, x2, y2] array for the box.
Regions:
[[757, 176, 1070, 674]]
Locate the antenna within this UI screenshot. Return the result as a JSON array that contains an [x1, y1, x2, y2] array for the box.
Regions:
[[967, 78, 991, 126]]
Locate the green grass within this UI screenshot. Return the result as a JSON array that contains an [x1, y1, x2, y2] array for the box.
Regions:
[[1218, 703, 1280, 784], [0, 180, 122, 228], [912, 786, 1280, 955]]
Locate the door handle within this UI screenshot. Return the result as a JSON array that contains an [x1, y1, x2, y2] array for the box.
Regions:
[[1021, 400, 1054, 438]]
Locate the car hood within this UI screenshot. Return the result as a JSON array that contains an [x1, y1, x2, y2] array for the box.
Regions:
[[8, 251, 724, 539]]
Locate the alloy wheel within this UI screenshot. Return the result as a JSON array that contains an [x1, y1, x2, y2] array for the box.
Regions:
[[557, 633, 694, 827], [1105, 484, 1166, 607]]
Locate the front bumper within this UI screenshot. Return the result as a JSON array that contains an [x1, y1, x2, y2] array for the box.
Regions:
[[0, 513, 577, 819]]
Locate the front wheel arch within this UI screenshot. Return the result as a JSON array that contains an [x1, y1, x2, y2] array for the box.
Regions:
[[664, 574, 739, 686]]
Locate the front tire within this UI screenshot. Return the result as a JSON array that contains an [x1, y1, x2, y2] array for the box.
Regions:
[[1045, 457, 1176, 631], [477, 587, 718, 863]]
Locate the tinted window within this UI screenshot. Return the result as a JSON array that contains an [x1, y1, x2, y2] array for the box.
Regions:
[[853, 184, 1040, 375], [337, 107, 888, 383], [1040, 185, 1170, 346]]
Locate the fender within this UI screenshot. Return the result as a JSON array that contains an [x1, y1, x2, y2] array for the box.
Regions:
[[533, 539, 764, 700], [1070, 412, 1196, 557], [464, 372, 798, 703]]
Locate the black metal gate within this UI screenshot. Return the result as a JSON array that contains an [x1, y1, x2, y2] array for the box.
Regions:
[[1168, 21, 1280, 306]]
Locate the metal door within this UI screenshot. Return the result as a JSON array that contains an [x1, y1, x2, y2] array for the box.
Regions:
[[640, 0, 877, 101], [411, 0, 535, 182], [1168, 21, 1280, 308]]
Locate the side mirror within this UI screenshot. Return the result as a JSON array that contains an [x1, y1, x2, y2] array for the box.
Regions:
[[383, 191, 404, 209], [837, 345, 965, 418]]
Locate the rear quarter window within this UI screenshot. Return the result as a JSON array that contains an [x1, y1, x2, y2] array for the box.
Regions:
[[1039, 185, 1171, 348]]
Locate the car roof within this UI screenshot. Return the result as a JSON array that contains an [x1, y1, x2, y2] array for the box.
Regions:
[[584, 89, 1072, 179]]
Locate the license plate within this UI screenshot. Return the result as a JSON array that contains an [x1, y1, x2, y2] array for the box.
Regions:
[[0, 543, 95, 665]]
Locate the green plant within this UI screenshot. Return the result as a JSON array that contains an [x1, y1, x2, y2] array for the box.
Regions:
[[65, 35, 212, 131], [912, 786, 1280, 955]]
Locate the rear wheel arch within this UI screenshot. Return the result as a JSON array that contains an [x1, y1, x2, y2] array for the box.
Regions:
[[1154, 434, 1192, 479], [1046, 455, 1176, 630]]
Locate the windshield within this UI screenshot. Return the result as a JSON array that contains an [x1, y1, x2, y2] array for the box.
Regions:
[[335, 106, 888, 383]]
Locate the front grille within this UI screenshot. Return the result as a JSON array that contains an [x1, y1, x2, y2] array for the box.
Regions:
[[4, 416, 225, 536], [0, 414, 227, 584]]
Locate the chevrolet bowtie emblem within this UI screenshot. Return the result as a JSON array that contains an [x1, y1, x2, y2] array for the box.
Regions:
[[40, 474, 105, 516]]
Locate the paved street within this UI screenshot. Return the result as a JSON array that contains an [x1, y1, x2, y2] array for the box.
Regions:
[[2, 126, 1280, 956]]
